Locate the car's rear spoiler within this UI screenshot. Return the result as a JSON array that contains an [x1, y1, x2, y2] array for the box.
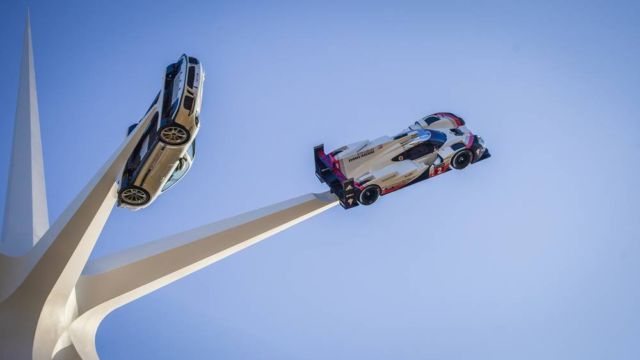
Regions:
[[314, 144, 359, 209]]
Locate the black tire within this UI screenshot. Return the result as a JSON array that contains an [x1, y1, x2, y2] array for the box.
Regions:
[[119, 186, 151, 206], [158, 123, 191, 146], [358, 185, 381, 206], [452, 149, 473, 170]]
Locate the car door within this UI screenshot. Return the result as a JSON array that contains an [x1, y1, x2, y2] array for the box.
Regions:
[[161, 155, 192, 192]]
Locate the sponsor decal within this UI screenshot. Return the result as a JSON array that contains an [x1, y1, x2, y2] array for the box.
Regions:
[[430, 163, 450, 177], [382, 180, 409, 195], [348, 148, 375, 162]]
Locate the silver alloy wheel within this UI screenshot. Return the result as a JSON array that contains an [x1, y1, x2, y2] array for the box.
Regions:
[[120, 187, 149, 205], [160, 126, 189, 145]]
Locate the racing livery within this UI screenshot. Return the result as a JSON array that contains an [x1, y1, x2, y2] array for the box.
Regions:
[[314, 113, 490, 209]]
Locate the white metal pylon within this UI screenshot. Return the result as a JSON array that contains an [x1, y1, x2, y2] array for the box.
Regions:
[[1, 10, 49, 256], [0, 13, 338, 360]]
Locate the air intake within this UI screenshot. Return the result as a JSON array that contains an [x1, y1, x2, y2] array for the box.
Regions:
[[183, 95, 194, 111]]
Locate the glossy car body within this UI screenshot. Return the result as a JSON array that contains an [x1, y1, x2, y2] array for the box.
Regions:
[[118, 54, 204, 210], [314, 113, 490, 209]]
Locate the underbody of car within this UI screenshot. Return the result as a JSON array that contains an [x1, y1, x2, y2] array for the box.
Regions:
[[118, 54, 205, 210], [315, 112, 490, 209]]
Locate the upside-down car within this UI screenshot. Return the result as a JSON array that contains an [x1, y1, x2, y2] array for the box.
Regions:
[[118, 54, 204, 210], [314, 113, 490, 209]]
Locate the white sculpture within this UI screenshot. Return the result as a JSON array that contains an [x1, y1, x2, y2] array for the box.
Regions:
[[0, 13, 338, 360]]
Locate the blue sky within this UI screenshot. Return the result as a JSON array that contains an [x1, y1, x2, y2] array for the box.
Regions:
[[1, 0, 639, 359]]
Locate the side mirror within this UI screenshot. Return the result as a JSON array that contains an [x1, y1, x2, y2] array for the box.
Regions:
[[127, 124, 137, 136]]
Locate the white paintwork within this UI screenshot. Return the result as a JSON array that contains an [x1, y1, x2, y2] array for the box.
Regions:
[[328, 113, 486, 193], [1, 11, 49, 256], [0, 15, 339, 360]]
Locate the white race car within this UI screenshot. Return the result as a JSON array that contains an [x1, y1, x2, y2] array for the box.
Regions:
[[314, 113, 490, 209], [118, 54, 205, 210]]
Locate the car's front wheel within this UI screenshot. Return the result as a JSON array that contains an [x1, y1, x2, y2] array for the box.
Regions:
[[159, 124, 190, 146], [358, 185, 381, 206], [451, 149, 473, 170], [119, 186, 151, 206]]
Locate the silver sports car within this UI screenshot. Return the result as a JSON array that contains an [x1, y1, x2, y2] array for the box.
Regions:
[[315, 113, 490, 209], [118, 54, 204, 210]]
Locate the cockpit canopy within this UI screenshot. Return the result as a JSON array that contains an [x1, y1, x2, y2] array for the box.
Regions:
[[426, 129, 447, 148], [394, 129, 447, 148]]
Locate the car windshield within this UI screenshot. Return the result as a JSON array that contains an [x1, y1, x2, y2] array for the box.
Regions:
[[408, 122, 422, 131], [161, 157, 190, 191], [162, 58, 186, 121], [428, 130, 447, 147]]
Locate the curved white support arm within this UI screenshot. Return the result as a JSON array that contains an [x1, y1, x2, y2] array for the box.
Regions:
[[0, 109, 154, 360], [69, 192, 337, 359]]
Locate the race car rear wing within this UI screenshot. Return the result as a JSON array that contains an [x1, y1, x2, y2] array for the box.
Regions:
[[314, 144, 359, 209]]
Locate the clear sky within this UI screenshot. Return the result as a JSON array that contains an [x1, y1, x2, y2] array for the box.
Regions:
[[1, 0, 639, 359]]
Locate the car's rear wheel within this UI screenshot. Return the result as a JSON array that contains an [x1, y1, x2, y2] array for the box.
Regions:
[[358, 185, 381, 206], [452, 149, 473, 170], [159, 124, 190, 146], [119, 186, 150, 206]]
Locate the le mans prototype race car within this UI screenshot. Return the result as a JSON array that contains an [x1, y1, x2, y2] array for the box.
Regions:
[[315, 113, 490, 209], [118, 54, 204, 210]]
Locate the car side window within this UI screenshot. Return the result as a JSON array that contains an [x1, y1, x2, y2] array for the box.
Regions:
[[393, 142, 435, 161], [405, 143, 435, 160], [148, 112, 159, 146], [138, 135, 150, 159]]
